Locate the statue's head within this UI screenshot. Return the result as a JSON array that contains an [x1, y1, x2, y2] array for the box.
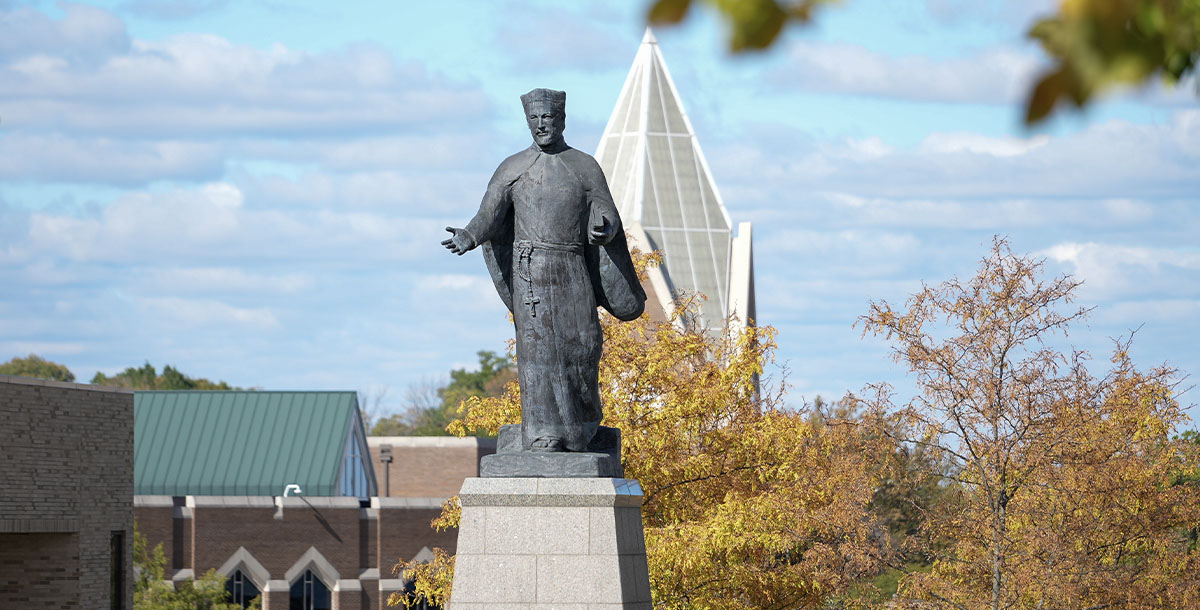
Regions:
[[521, 88, 566, 148]]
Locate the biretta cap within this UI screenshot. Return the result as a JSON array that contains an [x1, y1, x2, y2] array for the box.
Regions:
[[520, 88, 566, 111]]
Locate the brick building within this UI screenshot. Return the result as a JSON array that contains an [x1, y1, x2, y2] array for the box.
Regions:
[[133, 391, 491, 610], [0, 375, 135, 610], [366, 436, 495, 500]]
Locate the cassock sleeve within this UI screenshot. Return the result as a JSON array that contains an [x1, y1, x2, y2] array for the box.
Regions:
[[581, 155, 621, 245], [463, 157, 520, 245]]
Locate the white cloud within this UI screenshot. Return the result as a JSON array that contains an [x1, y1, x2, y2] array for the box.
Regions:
[[493, 5, 627, 72], [413, 273, 500, 313], [0, 134, 226, 184], [0, 341, 88, 357], [1101, 199, 1155, 223], [203, 182, 243, 208], [428, 274, 491, 291], [27, 184, 243, 262], [1041, 241, 1200, 300], [760, 229, 921, 279], [924, 0, 1055, 26], [711, 111, 1200, 203], [137, 296, 279, 329], [120, 0, 229, 20], [1043, 242, 1200, 273], [772, 41, 1043, 104], [1091, 299, 1200, 327], [0, 3, 130, 62], [0, 7, 491, 139], [144, 267, 314, 295], [920, 132, 1050, 157], [233, 165, 487, 214], [0, 4, 500, 187], [770, 37, 1197, 109], [4, 175, 471, 267]]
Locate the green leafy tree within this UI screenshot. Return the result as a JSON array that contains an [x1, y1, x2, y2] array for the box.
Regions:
[[369, 351, 514, 436], [1027, 0, 1200, 123], [645, 0, 1200, 124], [134, 522, 257, 610], [647, 0, 840, 52], [439, 350, 514, 413], [0, 353, 75, 382], [92, 363, 237, 390]]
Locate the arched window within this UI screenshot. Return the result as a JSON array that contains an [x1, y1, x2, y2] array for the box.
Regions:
[[400, 578, 440, 610], [289, 569, 331, 610], [338, 420, 372, 498], [224, 569, 261, 609], [399, 548, 440, 610]]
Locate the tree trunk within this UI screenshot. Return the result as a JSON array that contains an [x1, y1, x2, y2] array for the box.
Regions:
[[992, 493, 1007, 610]]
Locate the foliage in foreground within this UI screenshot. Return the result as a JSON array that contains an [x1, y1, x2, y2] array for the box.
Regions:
[[134, 523, 256, 610], [860, 238, 1200, 610], [1027, 0, 1200, 123], [392, 252, 894, 609], [645, 0, 1200, 124]]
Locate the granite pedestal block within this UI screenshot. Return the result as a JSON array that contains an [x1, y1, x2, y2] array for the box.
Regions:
[[481, 424, 623, 478], [448, 477, 652, 609]]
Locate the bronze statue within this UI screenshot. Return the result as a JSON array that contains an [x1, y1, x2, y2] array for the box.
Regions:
[[442, 88, 645, 460]]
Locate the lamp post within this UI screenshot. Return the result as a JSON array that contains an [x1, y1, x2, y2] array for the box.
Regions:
[[380, 445, 393, 497]]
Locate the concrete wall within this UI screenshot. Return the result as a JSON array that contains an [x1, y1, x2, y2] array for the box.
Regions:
[[367, 436, 495, 499], [0, 376, 134, 610]]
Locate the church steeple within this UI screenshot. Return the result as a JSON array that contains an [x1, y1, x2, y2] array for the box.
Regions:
[[596, 27, 754, 331]]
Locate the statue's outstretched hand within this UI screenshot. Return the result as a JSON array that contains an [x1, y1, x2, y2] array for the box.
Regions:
[[442, 227, 476, 255]]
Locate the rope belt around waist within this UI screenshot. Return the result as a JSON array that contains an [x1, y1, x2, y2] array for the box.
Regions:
[[515, 239, 584, 254], [514, 240, 584, 318]]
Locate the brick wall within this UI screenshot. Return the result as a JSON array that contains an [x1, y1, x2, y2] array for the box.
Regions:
[[376, 500, 457, 576], [0, 532, 80, 609], [0, 376, 133, 610], [132, 498, 175, 573], [135, 497, 451, 610], [367, 437, 495, 499]]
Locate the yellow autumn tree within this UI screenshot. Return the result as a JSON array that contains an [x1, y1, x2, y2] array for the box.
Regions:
[[858, 237, 1200, 610], [392, 253, 895, 609]]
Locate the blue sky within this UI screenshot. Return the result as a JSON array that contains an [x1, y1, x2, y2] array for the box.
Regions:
[[1, 0, 1197, 422]]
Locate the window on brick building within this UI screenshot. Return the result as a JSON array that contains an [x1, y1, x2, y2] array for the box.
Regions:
[[110, 530, 125, 610], [289, 569, 331, 610], [401, 578, 441, 610], [338, 423, 371, 498], [224, 569, 261, 608]]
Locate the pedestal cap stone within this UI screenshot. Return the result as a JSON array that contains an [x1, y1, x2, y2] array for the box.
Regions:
[[480, 424, 624, 478]]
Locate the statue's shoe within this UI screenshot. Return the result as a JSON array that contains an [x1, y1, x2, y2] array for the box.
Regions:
[[530, 436, 566, 452]]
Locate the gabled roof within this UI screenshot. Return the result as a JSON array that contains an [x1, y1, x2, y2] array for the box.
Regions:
[[134, 391, 373, 497], [597, 28, 752, 330]]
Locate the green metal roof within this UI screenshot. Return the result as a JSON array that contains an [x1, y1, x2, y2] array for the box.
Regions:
[[134, 391, 366, 496]]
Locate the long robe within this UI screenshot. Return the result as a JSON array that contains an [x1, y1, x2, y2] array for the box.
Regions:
[[463, 142, 644, 451]]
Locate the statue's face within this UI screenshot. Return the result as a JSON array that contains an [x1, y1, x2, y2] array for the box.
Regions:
[[525, 102, 565, 148]]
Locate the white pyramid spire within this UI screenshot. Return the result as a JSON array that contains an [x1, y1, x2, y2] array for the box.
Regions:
[[596, 28, 753, 331]]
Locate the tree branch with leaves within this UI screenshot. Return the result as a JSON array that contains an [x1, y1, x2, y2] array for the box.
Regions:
[[858, 237, 1200, 610]]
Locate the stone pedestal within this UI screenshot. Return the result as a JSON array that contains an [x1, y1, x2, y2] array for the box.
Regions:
[[480, 424, 624, 478], [448, 478, 652, 609]]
